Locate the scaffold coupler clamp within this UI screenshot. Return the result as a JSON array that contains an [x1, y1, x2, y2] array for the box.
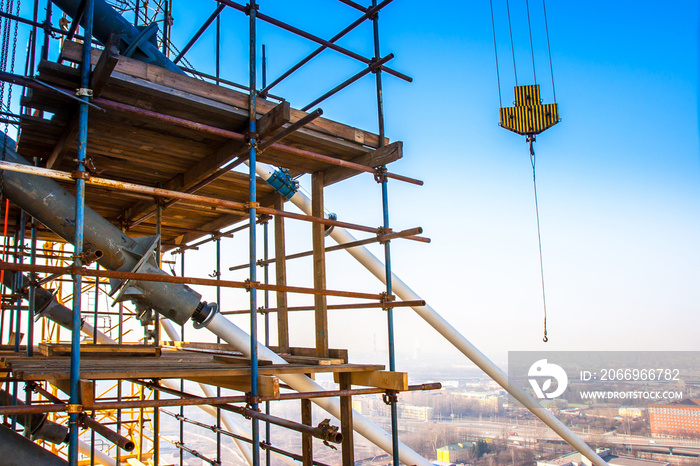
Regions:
[[377, 226, 392, 243], [380, 291, 395, 310], [245, 393, 261, 412], [245, 2, 260, 15], [243, 279, 259, 292], [374, 166, 388, 183], [382, 391, 398, 405], [257, 213, 272, 225], [66, 404, 84, 414], [265, 167, 299, 200]]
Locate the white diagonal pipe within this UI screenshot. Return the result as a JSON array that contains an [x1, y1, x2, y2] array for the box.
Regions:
[[204, 312, 431, 466], [253, 162, 607, 466]]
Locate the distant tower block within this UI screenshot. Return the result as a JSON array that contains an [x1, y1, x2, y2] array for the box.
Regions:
[[499, 84, 559, 135]]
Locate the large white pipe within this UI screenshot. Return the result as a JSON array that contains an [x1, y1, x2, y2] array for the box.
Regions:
[[254, 162, 607, 466], [78, 439, 117, 466], [205, 312, 431, 466]]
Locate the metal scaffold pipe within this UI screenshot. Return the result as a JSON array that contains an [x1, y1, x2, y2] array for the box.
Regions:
[[0, 136, 213, 328], [253, 162, 608, 466]]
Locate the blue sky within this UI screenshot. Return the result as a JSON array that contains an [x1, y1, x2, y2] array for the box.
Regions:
[[11, 1, 696, 370], [161, 1, 700, 369]]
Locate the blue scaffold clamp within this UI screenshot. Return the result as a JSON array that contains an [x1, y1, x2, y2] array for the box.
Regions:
[[266, 167, 299, 200]]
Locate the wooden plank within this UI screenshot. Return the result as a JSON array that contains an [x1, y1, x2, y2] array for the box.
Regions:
[[332, 371, 408, 391], [60, 40, 388, 148], [267, 346, 348, 363], [186, 375, 279, 398], [323, 141, 403, 186], [281, 355, 344, 366], [38, 343, 161, 357], [301, 397, 313, 466], [257, 101, 290, 137], [45, 111, 79, 169], [339, 372, 355, 466], [274, 194, 290, 352], [312, 172, 328, 358], [47, 378, 94, 407], [91, 34, 120, 98], [212, 354, 273, 366]]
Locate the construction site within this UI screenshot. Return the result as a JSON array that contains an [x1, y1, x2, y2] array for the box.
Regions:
[[0, 1, 622, 466]]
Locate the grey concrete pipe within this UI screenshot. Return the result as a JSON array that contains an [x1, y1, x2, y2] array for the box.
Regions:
[[0, 424, 68, 466], [0, 136, 216, 327], [0, 388, 69, 444], [50, 0, 182, 74]]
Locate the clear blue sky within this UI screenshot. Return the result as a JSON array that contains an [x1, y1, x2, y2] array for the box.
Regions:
[[162, 1, 700, 370], [17, 1, 696, 370]]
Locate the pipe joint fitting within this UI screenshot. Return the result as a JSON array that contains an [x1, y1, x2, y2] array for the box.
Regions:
[[192, 301, 218, 329]]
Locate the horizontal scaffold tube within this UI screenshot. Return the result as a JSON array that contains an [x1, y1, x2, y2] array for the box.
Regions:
[[254, 162, 607, 466]]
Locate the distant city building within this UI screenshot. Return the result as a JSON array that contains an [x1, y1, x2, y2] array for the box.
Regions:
[[352, 399, 363, 414], [455, 391, 504, 413], [649, 399, 700, 439], [436, 442, 471, 464], [399, 404, 433, 421], [537, 447, 670, 466], [618, 406, 644, 418]]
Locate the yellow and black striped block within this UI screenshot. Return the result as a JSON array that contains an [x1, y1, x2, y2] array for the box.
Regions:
[[499, 84, 559, 135]]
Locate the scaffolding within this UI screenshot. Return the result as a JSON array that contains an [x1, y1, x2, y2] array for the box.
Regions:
[[0, 1, 437, 465], [0, 2, 611, 466]]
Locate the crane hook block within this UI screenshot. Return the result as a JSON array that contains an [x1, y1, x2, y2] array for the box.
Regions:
[[499, 84, 559, 136]]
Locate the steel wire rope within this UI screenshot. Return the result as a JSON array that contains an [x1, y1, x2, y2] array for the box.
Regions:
[[505, 0, 518, 85], [525, 0, 536, 84], [489, 0, 503, 108], [528, 139, 548, 342], [542, 0, 556, 102]]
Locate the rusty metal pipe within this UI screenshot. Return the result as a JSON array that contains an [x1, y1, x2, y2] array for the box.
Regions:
[[79, 413, 135, 451], [0, 159, 387, 235], [222, 299, 428, 315], [229, 226, 425, 271], [134, 380, 342, 444], [0, 262, 384, 300]]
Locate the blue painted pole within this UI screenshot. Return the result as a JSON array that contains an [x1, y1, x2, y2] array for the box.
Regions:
[[13, 210, 25, 354], [263, 219, 271, 466], [248, 2, 260, 466], [371, 2, 400, 464], [69, 1, 94, 463]]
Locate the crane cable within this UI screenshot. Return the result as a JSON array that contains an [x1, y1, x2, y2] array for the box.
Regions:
[[490, 0, 558, 342], [528, 136, 548, 342]]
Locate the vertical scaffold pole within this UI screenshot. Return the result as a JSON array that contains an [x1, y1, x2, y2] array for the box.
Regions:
[[69, 1, 94, 463], [27, 159, 37, 357], [215, 237, 222, 465], [262, 218, 271, 466], [371, 3, 399, 465], [13, 210, 25, 354], [154, 199, 162, 466], [247, 2, 260, 465], [179, 251, 185, 466]]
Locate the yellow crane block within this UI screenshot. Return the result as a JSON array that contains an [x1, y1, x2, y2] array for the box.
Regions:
[[499, 84, 559, 135]]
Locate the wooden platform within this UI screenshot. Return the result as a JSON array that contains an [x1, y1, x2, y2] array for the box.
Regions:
[[15, 41, 402, 250], [0, 346, 386, 397]]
